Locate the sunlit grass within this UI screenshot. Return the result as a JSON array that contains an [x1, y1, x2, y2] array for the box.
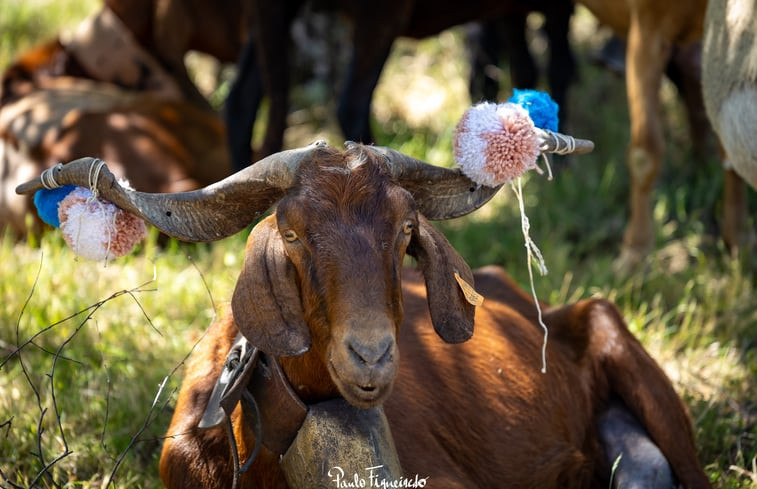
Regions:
[[1, 1, 756, 488]]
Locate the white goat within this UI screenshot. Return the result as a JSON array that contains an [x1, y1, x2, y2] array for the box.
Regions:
[[702, 0, 757, 189]]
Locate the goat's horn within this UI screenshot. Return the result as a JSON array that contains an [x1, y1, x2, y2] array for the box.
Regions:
[[15, 141, 331, 242], [362, 129, 593, 220], [535, 129, 594, 155], [365, 145, 501, 220]]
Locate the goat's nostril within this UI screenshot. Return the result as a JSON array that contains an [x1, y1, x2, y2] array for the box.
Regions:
[[348, 338, 392, 367]]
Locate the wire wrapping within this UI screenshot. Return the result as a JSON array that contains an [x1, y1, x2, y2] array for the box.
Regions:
[[40, 163, 64, 190]]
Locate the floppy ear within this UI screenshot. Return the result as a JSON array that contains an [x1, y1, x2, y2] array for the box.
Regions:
[[407, 214, 475, 343], [231, 215, 311, 356]]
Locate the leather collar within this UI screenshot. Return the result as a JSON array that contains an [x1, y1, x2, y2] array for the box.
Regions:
[[199, 333, 308, 456]]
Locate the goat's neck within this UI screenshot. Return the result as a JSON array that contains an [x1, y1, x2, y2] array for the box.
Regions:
[[277, 349, 340, 404]]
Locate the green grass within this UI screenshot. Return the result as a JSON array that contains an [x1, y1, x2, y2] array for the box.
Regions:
[[1, 2, 756, 488]]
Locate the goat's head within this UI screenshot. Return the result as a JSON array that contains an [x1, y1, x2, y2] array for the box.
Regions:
[[231, 148, 481, 406], [16, 137, 591, 407]]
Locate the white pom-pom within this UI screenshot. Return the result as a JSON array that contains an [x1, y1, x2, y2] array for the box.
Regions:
[[58, 187, 147, 261], [453, 102, 541, 187]]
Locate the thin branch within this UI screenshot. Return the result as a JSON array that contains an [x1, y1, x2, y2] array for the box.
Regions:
[[1, 278, 156, 369], [188, 255, 216, 315], [104, 259, 218, 485], [0, 467, 26, 489], [0, 417, 11, 438], [95, 321, 115, 461], [105, 377, 177, 487]]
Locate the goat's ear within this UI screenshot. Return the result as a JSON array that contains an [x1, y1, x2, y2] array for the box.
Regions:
[[407, 215, 475, 343], [231, 215, 310, 356]]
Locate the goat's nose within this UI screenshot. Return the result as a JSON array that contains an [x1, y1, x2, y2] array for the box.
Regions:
[[347, 337, 393, 367]]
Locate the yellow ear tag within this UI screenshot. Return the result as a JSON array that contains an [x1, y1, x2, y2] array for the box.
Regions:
[[454, 272, 484, 306]]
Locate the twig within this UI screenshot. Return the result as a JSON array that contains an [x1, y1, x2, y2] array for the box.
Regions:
[[1, 278, 156, 369], [0, 417, 11, 438], [95, 321, 115, 461], [105, 377, 176, 487], [188, 255, 216, 314], [6, 250, 159, 488], [0, 467, 25, 489], [104, 257, 218, 485]]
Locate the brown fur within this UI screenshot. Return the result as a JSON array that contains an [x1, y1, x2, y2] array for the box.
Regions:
[[0, 0, 249, 235], [104, 0, 251, 106], [160, 150, 710, 488], [577, 0, 748, 264]]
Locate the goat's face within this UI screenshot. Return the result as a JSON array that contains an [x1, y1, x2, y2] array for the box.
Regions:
[[228, 149, 477, 409], [274, 159, 416, 406]]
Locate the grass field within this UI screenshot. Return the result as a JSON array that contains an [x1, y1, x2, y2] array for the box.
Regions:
[[1, 1, 755, 488]]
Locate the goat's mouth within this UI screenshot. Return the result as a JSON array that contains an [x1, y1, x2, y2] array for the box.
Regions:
[[328, 360, 394, 408]]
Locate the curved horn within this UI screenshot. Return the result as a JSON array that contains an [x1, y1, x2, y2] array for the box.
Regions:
[[360, 144, 502, 221], [16, 141, 331, 242], [360, 129, 594, 221]]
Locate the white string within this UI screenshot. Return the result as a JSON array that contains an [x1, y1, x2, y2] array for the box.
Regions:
[[538, 129, 576, 155], [40, 163, 64, 189], [539, 153, 554, 181], [511, 178, 549, 373]]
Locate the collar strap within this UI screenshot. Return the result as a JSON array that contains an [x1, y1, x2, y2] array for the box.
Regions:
[[199, 333, 308, 456]]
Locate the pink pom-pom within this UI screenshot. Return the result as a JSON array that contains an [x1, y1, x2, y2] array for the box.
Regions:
[[58, 187, 147, 261], [453, 102, 541, 187]]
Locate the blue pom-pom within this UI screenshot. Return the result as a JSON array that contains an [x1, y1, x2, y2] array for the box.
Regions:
[[34, 185, 76, 228], [507, 89, 559, 132]]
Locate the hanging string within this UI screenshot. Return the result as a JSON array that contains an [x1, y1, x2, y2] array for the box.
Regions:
[[511, 178, 549, 373]]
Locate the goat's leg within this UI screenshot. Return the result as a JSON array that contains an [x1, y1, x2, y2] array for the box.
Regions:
[[152, 0, 215, 112], [667, 43, 713, 161], [467, 17, 506, 102], [159, 318, 239, 489], [504, 13, 538, 94], [250, 0, 301, 159], [597, 399, 674, 489], [618, 16, 671, 269], [542, 1, 576, 130], [337, 6, 409, 144], [722, 168, 749, 252], [225, 35, 264, 170], [580, 299, 711, 489]]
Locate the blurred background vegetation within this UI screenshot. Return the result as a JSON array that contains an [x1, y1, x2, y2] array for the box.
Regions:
[[0, 0, 755, 487]]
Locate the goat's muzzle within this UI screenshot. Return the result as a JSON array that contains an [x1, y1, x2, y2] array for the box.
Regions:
[[327, 319, 399, 408]]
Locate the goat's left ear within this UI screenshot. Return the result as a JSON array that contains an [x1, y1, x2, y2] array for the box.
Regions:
[[407, 215, 475, 343], [231, 215, 311, 356]]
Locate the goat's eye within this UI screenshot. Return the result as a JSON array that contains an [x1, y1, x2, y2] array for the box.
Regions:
[[402, 220, 414, 235], [283, 230, 299, 242]]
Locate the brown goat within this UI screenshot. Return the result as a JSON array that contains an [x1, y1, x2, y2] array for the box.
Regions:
[[103, 0, 251, 107], [15, 142, 709, 488], [577, 0, 749, 267], [0, 0, 249, 234], [228, 0, 575, 167]]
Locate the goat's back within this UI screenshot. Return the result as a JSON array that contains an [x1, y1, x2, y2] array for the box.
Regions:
[[386, 266, 601, 487]]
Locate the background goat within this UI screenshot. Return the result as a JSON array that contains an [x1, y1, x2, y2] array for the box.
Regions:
[[0, 0, 251, 235], [225, 0, 576, 167], [16, 143, 710, 488], [702, 0, 757, 191], [577, 0, 751, 267]]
